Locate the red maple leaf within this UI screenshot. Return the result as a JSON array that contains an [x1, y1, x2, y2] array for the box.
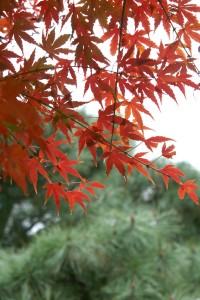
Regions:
[[145, 136, 174, 151], [160, 165, 185, 189], [178, 180, 199, 205], [44, 182, 91, 215], [26, 157, 50, 193], [162, 143, 176, 159]]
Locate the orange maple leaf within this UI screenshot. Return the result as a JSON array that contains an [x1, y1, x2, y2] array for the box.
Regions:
[[162, 143, 176, 159], [178, 180, 199, 205]]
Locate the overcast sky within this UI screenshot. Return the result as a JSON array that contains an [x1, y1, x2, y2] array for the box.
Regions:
[[145, 88, 200, 170]]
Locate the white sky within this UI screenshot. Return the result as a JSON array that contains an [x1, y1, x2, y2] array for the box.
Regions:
[[144, 88, 200, 170]]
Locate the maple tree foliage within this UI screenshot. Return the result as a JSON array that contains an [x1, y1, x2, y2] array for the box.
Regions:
[[0, 0, 200, 214]]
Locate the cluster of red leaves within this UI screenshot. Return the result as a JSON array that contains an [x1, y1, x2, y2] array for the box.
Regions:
[[0, 0, 199, 214]]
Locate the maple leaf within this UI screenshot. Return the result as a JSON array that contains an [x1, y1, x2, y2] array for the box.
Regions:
[[53, 157, 83, 183], [102, 28, 119, 55], [134, 81, 160, 109], [121, 47, 158, 78], [160, 165, 186, 189], [79, 180, 105, 197], [133, 152, 156, 169], [72, 35, 108, 68], [9, 11, 38, 51], [44, 183, 91, 215], [102, 149, 132, 179], [0, 144, 28, 194], [123, 98, 153, 130], [75, 127, 101, 166], [97, 103, 121, 132], [133, 1, 151, 33], [0, 0, 17, 13], [84, 71, 115, 104], [178, 21, 200, 49], [65, 190, 91, 215], [84, 181, 105, 197], [0, 45, 20, 73], [162, 143, 176, 159], [44, 182, 66, 215], [156, 79, 177, 102], [41, 28, 71, 58], [145, 136, 174, 151], [36, 0, 64, 30], [178, 180, 199, 205], [119, 119, 144, 144], [39, 135, 67, 164], [171, 0, 200, 27], [26, 157, 50, 194], [78, 0, 112, 29], [55, 59, 77, 87], [131, 161, 155, 185]]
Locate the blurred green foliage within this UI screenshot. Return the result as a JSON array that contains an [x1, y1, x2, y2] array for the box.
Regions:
[[0, 200, 200, 299]]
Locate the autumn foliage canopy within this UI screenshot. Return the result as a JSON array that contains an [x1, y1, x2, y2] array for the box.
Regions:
[[0, 0, 200, 213]]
